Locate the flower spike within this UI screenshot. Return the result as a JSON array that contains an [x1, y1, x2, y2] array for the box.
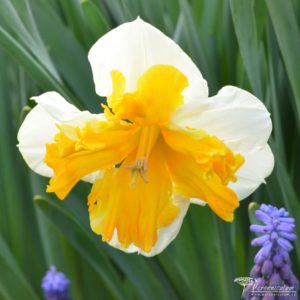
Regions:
[[41, 266, 71, 300], [243, 204, 299, 299]]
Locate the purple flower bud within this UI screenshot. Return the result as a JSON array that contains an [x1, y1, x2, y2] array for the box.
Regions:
[[280, 264, 292, 281], [271, 208, 285, 217], [242, 283, 254, 299], [270, 231, 278, 241], [251, 235, 270, 247], [269, 273, 282, 286], [261, 259, 273, 276], [260, 204, 269, 211], [255, 278, 266, 289], [279, 217, 295, 224], [288, 274, 299, 290], [255, 210, 271, 223], [277, 238, 293, 252], [255, 247, 268, 264], [250, 224, 268, 234], [278, 231, 297, 241], [250, 264, 261, 278], [277, 223, 295, 232], [41, 266, 71, 300], [261, 241, 273, 257], [272, 254, 284, 268], [278, 249, 290, 263]]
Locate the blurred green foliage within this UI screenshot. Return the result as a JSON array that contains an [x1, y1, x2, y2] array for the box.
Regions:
[[0, 0, 299, 299]]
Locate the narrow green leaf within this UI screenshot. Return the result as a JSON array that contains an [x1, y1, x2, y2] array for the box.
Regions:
[[0, 0, 60, 79], [58, 0, 92, 48], [29, 0, 100, 111], [270, 140, 300, 265], [0, 57, 46, 291], [179, 0, 216, 92], [35, 196, 128, 300], [266, 0, 300, 130], [214, 217, 240, 300], [229, 0, 263, 98], [107, 252, 178, 300], [0, 25, 75, 101], [103, 0, 127, 24], [0, 236, 40, 300], [81, 0, 111, 37]]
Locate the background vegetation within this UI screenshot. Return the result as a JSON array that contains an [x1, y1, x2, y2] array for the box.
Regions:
[[0, 0, 299, 299]]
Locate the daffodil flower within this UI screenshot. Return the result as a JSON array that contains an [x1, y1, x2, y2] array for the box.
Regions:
[[18, 18, 274, 256]]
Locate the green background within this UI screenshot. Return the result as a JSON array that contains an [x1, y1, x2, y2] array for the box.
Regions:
[[0, 0, 299, 299]]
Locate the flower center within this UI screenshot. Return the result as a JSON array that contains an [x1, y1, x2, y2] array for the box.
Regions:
[[125, 126, 160, 186]]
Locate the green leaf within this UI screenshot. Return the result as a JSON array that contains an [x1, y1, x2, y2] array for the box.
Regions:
[[0, 25, 74, 100], [266, 0, 300, 130], [0, 0, 60, 79], [28, 0, 100, 111], [229, 0, 264, 98], [0, 236, 40, 300], [35, 196, 128, 300], [81, 0, 111, 38]]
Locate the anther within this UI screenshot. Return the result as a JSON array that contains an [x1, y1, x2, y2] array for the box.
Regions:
[[125, 158, 148, 187]]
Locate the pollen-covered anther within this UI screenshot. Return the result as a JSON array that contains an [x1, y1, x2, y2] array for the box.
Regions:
[[126, 158, 148, 186]]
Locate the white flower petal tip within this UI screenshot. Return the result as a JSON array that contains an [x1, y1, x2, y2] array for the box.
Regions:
[[107, 195, 190, 257], [230, 144, 275, 200], [18, 104, 56, 177], [88, 17, 208, 102], [190, 198, 207, 206], [30, 91, 79, 121], [17, 91, 104, 179]]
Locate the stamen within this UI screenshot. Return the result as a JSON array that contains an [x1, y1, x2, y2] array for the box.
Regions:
[[126, 126, 159, 186], [126, 158, 148, 186]]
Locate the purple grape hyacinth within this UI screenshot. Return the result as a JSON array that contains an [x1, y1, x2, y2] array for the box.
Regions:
[[42, 266, 71, 300], [243, 204, 299, 300]]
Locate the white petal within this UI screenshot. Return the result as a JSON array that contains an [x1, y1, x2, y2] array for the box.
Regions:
[[107, 195, 190, 256], [172, 85, 272, 152], [18, 91, 103, 181], [171, 85, 274, 201], [190, 198, 206, 206], [230, 144, 274, 200], [88, 17, 208, 102]]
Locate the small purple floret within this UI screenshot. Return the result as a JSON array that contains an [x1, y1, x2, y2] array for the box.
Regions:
[[261, 259, 273, 276], [42, 266, 71, 300], [250, 264, 261, 278]]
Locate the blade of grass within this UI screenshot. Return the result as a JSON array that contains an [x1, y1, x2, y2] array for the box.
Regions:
[[28, 0, 100, 111], [0, 236, 40, 300], [0, 25, 76, 102], [0, 0, 60, 79], [229, 0, 263, 98], [0, 56, 46, 291], [81, 0, 111, 38], [270, 140, 300, 266], [266, 0, 300, 130], [35, 196, 128, 300]]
